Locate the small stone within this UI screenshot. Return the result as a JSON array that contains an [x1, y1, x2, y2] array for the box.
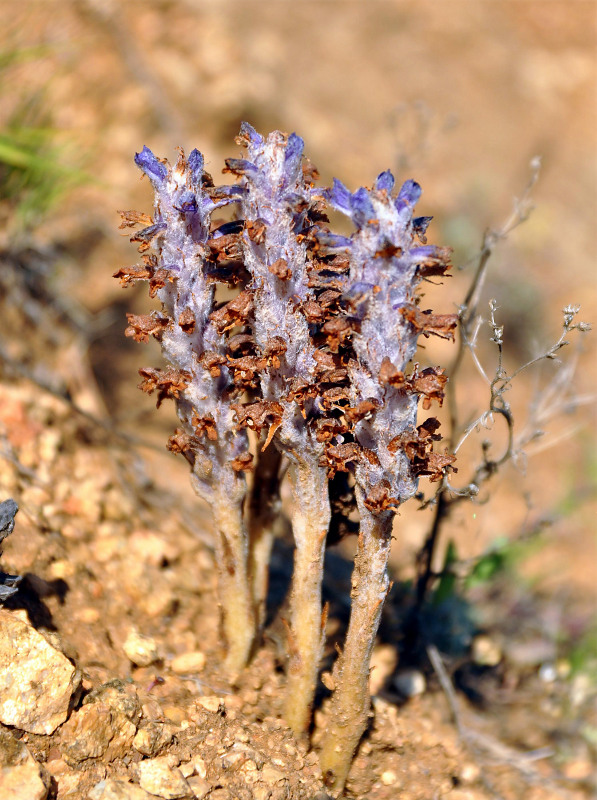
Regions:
[[563, 758, 593, 780], [87, 681, 142, 724], [133, 722, 177, 757], [471, 635, 502, 667], [393, 669, 426, 698], [60, 703, 114, 763], [381, 769, 397, 785], [163, 705, 187, 725], [48, 560, 75, 580], [178, 761, 194, 778], [195, 696, 223, 714], [77, 607, 100, 624], [128, 531, 180, 566], [0, 610, 80, 734], [369, 645, 398, 695], [138, 756, 191, 799], [104, 712, 137, 760], [260, 763, 285, 785], [123, 630, 159, 667], [538, 662, 557, 683], [187, 776, 211, 799], [0, 728, 50, 800], [170, 652, 206, 675], [88, 778, 155, 800], [459, 762, 480, 784], [193, 756, 207, 779], [570, 674, 591, 707], [556, 658, 571, 679]]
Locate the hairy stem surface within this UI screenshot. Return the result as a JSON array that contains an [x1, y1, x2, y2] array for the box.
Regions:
[[319, 498, 393, 796], [284, 459, 331, 736], [210, 476, 255, 675]]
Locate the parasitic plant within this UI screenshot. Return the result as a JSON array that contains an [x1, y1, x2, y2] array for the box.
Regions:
[[117, 124, 456, 793]]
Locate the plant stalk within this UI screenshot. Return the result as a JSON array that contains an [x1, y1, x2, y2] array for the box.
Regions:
[[284, 458, 331, 736], [209, 472, 255, 675], [319, 495, 393, 796]]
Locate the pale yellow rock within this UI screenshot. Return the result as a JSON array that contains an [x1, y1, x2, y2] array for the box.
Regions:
[[0, 610, 79, 735], [133, 722, 177, 757], [170, 651, 206, 674], [471, 634, 502, 667], [260, 763, 285, 785], [77, 607, 100, 624], [123, 629, 159, 667], [88, 778, 155, 800], [60, 703, 114, 764], [138, 757, 191, 799], [48, 559, 75, 580], [186, 776, 211, 800], [0, 728, 50, 800], [381, 769, 398, 786], [195, 696, 223, 714]]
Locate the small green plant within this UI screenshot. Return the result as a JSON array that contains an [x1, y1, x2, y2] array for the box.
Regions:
[[0, 46, 88, 232]]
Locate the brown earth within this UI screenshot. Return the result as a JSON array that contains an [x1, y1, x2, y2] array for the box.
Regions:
[[0, 3, 595, 799]]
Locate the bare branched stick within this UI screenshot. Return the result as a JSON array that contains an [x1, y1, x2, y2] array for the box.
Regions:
[[412, 158, 591, 619], [427, 644, 576, 799]]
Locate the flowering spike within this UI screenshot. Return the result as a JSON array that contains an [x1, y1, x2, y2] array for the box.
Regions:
[[325, 177, 352, 213], [375, 169, 395, 193], [134, 145, 167, 184], [119, 124, 455, 792], [284, 132, 305, 180], [187, 148, 204, 188], [238, 121, 263, 146], [396, 178, 422, 208]]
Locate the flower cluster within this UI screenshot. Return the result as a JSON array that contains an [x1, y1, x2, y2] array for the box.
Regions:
[[117, 124, 456, 795]]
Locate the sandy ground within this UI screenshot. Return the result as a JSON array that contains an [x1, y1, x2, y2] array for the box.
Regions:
[[0, 2, 595, 799]]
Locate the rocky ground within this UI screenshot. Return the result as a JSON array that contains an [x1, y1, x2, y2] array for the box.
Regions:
[[0, 3, 595, 799], [0, 329, 595, 800]]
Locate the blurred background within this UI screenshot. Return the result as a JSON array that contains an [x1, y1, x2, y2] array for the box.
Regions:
[[0, 0, 595, 672]]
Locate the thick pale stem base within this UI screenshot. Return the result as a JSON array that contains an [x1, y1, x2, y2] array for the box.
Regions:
[[284, 460, 331, 736], [319, 501, 393, 796], [211, 480, 255, 675]]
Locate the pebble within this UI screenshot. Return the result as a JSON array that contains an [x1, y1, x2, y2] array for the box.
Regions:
[[562, 758, 593, 780], [123, 629, 160, 667], [47, 559, 75, 580], [0, 610, 80, 734], [195, 696, 224, 714], [471, 634, 502, 667], [137, 756, 191, 799], [88, 778, 155, 800], [128, 530, 180, 566], [459, 762, 480, 784], [393, 669, 426, 698], [260, 763, 285, 784], [186, 776, 211, 799], [170, 651, 206, 674], [77, 607, 101, 624], [60, 703, 115, 763], [88, 681, 142, 724], [381, 769, 398, 785], [369, 644, 398, 695], [570, 674, 591, 708], [0, 728, 50, 800], [538, 662, 557, 683], [133, 722, 177, 757]]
